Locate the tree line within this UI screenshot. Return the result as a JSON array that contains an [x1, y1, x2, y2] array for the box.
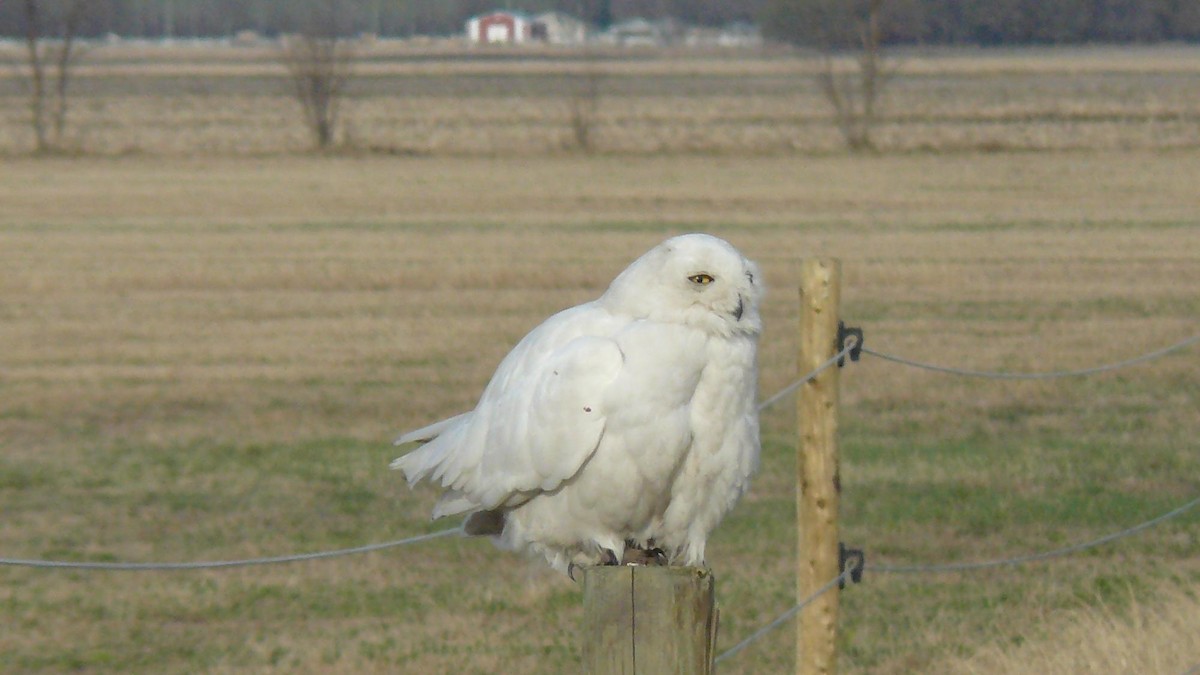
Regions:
[[1, 0, 1198, 44], [763, 0, 1200, 47]]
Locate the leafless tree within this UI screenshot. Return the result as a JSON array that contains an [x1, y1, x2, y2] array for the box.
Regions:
[[18, 0, 90, 153], [556, 3, 603, 153], [567, 51, 604, 153], [814, 0, 895, 152], [279, 2, 355, 150]]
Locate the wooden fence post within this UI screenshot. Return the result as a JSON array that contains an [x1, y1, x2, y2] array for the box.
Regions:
[[581, 565, 718, 674], [797, 258, 843, 675]]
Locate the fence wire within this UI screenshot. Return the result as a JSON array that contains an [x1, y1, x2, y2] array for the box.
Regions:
[[870, 493, 1200, 575], [757, 337, 859, 412], [0, 527, 462, 571], [4, 328, 1197, 667], [714, 492, 1199, 663], [3, 344, 858, 573], [861, 334, 1199, 380], [714, 568, 852, 664], [711, 329, 1199, 665]]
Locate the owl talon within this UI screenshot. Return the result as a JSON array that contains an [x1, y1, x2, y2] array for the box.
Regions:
[[567, 549, 622, 581], [621, 543, 669, 566]]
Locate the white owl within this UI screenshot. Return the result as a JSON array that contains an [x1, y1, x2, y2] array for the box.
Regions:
[[392, 233, 762, 575]]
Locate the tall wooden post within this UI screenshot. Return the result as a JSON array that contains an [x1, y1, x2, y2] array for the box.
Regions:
[[797, 258, 843, 675], [581, 566, 718, 674]]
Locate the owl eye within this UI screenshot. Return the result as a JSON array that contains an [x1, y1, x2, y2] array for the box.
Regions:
[[688, 273, 715, 286]]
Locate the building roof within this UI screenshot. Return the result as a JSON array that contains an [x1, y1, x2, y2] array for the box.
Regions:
[[467, 10, 537, 23]]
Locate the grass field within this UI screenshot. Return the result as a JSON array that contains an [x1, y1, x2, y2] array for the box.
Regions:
[[1, 148, 1197, 673], [1, 43, 1199, 155], [1, 42, 1198, 674]]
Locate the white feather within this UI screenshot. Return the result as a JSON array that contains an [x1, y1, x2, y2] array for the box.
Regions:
[[392, 233, 763, 574]]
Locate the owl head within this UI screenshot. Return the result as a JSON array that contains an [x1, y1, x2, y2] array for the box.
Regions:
[[602, 233, 763, 338]]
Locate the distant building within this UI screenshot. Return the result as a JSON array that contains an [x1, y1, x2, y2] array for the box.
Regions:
[[601, 18, 686, 47], [685, 22, 764, 48], [231, 29, 264, 47], [466, 11, 535, 45], [603, 18, 664, 47], [717, 22, 763, 48], [467, 10, 590, 46], [533, 11, 590, 45]]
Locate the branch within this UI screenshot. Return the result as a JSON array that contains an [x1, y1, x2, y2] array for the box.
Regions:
[[22, 0, 48, 150], [51, 0, 91, 142], [22, 0, 44, 83]]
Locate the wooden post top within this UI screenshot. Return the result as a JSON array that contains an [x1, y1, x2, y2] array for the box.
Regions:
[[581, 565, 719, 675]]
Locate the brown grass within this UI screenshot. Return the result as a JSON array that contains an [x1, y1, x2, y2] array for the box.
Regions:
[[1, 150, 1198, 673], [1, 43, 1199, 155], [934, 584, 1200, 674], [2, 152, 1199, 462], [3, 152, 1200, 227]]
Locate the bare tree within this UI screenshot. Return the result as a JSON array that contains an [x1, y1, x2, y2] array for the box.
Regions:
[[565, 1, 604, 153], [567, 51, 604, 153], [279, 1, 355, 150], [19, 0, 90, 153], [814, 0, 894, 152]]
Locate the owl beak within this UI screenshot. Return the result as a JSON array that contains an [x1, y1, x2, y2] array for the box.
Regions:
[[733, 296, 745, 321]]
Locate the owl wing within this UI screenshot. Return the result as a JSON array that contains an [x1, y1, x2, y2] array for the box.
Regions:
[[391, 303, 625, 518]]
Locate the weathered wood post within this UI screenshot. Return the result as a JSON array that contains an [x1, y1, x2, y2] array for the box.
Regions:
[[581, 566, 718, 674], [797, 258, 843, 675]]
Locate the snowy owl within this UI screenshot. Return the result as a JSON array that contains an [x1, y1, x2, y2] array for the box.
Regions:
[[391, 233, 762, 575]]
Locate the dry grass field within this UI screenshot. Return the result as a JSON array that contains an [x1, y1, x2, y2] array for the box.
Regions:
[[1, 42, 1199, 155], [1, 149, 1198, 673], [945, 587, 1200, 674], [0, 43, 1198, 675]]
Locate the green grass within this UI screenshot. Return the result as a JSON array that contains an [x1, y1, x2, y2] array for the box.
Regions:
[[3, 336, 1196, 674]]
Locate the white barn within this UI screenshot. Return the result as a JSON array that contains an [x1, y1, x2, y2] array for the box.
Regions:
[[533, 11, 589, 45]]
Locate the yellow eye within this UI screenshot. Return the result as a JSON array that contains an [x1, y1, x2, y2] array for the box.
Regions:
[[688, 273, 715, 286]]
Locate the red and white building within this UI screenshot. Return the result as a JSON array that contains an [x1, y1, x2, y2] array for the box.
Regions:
[[466, 11, 535, 45]]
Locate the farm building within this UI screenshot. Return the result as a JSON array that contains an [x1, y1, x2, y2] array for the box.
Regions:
[[684, 22, 764, 48], [466, 11, 535, 45], [532, 11, 589, 45], [601, 18, 687, 47], [466, 10, 589, 46]]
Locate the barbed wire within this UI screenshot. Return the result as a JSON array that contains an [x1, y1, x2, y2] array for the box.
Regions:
[[758, 331, 1196, 415], [2, 344, 855, 572], [714, 568, 852, 664], [0, 526, 462, 571], [12, 330, 1183, 574], [869, 493, 1199, 575], [6, 329, 1197, 668], [714, 328, 1199, 665], [861, 334, 1199, 380], [757, 337, 859, 412], [714, 492, 1199, 664]]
